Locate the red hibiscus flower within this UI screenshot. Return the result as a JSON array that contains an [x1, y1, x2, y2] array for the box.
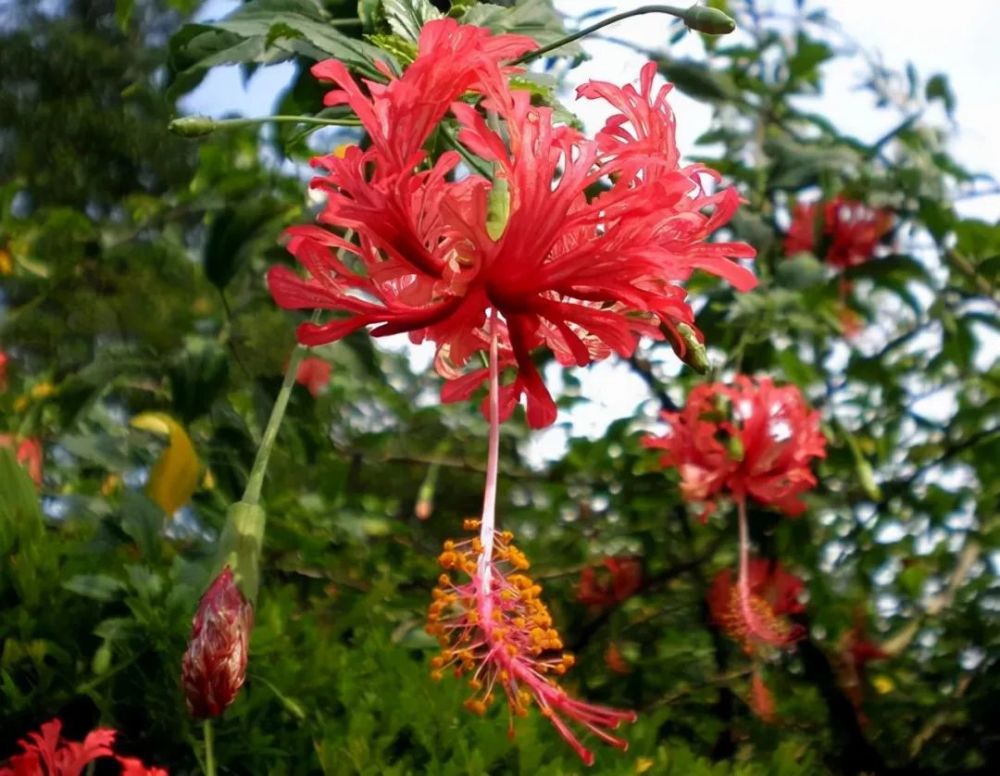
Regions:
[[181, 567, 253, 718], [295, 356, 332, 398], [643, 376, 826, 519], [836, 614, 890, 723], [268, 20, 756, 428], [0, 718, 166, 775], [785, 196, 892, 270], [0, 351, 8, 392], [577, 556, 643, 607], [707, 558, 805, 652], [646, 376, 821, 649]]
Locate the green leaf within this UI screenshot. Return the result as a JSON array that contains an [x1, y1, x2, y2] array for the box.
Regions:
[[462, 0, 574, 51], [917, 197, 956, 242], [366, 32, 418, 65], [114, 0, 135, 32], [203, 198, 285, 290], [93, 617, 137, 641], [167, 25, 266, 98], [844, 254, 932, 285], [925, 73, 955, 117], [63, 574, 127, 602], [955, 218, 1000, 260], [658, 59, 738, 102], [0, 448, 47, 606], [775, 253, 826, 290], [59, 433, 134, 471], [168, 0, 386, 95], [766, 136, 862, 189], [211, 1, 383, 73], [120, 490, 165, 560], [787, 33, 833, 83], [382, 0, 444, 42], [169, 338, 230, 422]]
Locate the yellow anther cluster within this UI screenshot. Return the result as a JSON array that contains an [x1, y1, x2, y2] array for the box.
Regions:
[[425, 521, 577, 719]]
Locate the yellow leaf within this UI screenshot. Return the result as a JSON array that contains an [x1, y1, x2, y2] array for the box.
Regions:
[[131, 412, 200, 516], [635, 757, 656, 774]]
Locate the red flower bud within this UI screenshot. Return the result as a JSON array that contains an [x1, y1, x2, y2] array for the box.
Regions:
[[181, 567, 253, 718]]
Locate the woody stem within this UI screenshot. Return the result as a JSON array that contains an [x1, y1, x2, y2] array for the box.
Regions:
[[477, 307, 502, 595]]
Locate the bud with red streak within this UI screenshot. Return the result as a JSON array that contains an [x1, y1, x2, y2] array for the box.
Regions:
[[181, 566, 253, 718]]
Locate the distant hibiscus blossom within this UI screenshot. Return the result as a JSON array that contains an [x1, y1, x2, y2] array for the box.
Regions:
[[0, 434, 43, 487], [0, 351, 8, 392], [295, 356, 332, 398], [268, 19, 756, 428], [708, 559, 805, 723], [785, 196, 892, 270], [708, 559, 805, 652], [577, 556, 643, 608], [0, 718, 166, 775], [645, 376, 823, 649], [836, 614, 890, 724], [643, 376, 826, 520]]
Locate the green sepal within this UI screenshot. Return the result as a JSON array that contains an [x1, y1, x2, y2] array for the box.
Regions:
[[215, 500, 266, 603], [486, 177, 511, 241], [677, 322, 710, 374]]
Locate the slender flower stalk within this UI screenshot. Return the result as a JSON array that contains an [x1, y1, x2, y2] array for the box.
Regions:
[[477, 307, 502, 598], [735, 499, 802, 646], [511, 4, 736, 65], [203, 720, 215, 776], [646, 377, 821, 651], [169, 114, 361, 138], [427, 313, 636, 765], [243, 333, 313, 505], [182, 314, 321, 726]]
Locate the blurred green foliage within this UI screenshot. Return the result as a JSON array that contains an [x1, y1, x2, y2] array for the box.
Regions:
[[1, 0, 997, 773]]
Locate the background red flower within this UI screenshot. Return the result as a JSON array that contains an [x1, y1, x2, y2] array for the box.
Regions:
[[644, 375, 826, 518]]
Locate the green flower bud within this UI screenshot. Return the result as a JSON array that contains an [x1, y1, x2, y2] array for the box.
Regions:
[[683, 5, 737, 35], [168, 115, 217, 138], [677, 322, 710, 374], [216, 501, 266, 602]]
